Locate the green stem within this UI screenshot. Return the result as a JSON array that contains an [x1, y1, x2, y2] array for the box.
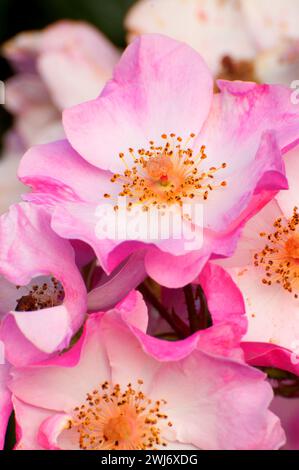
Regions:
[[183, 284, 201, 334]]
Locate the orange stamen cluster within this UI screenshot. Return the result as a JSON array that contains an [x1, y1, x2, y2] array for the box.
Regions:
[[15, 277, 64, 311], [254, 207, 299, 298], [68, 380, 171, 450], [104, 133, 227, 211]]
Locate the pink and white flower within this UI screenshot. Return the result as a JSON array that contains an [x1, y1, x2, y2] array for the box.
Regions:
[[0, 203, 87, 366], [217, 147, 299, 374], [3, 20, 120, 149], [9, 296, 285, 450], [19, 35, 299, 287], [126, 0, 299, 85], [0, 21, 120, 216]]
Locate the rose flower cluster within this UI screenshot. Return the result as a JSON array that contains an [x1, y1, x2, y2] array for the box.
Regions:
[[1, 0, 299, 451]]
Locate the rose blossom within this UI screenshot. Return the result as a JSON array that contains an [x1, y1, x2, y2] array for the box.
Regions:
[[126, 0, 299, 85], [0, 20, 120, 215], [3, 20, 120, 149], [9, 292, 285, 450], [217, 147, 299, 374], [19, 35, 299, 287], [0, 203, 87, 366]]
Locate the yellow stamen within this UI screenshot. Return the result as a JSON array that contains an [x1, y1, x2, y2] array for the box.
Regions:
[[15, 277, 64, 311], [104, 133, 228, 209], [254, 207, 299, 298], [67, 381, 170, 450]]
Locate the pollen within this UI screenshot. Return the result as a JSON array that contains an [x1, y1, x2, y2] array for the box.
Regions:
[[15, 277, 65, 311], [104, 133, 228, 210], [67, 381, 170, 450], [254, 207, 299, 298]]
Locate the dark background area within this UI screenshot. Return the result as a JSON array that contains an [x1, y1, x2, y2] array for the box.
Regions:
[[0, 0, 136, 149]]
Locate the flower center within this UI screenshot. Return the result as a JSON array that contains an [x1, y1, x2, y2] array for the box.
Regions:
[[254, 207, 299, 298], [104, 133, 227, 211], [68, 380, 171, 450], [285, 235, 299, 259], [15, 276, 65, 311]]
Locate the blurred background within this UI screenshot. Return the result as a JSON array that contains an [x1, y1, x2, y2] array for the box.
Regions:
[[0, 0, 135, 149]]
